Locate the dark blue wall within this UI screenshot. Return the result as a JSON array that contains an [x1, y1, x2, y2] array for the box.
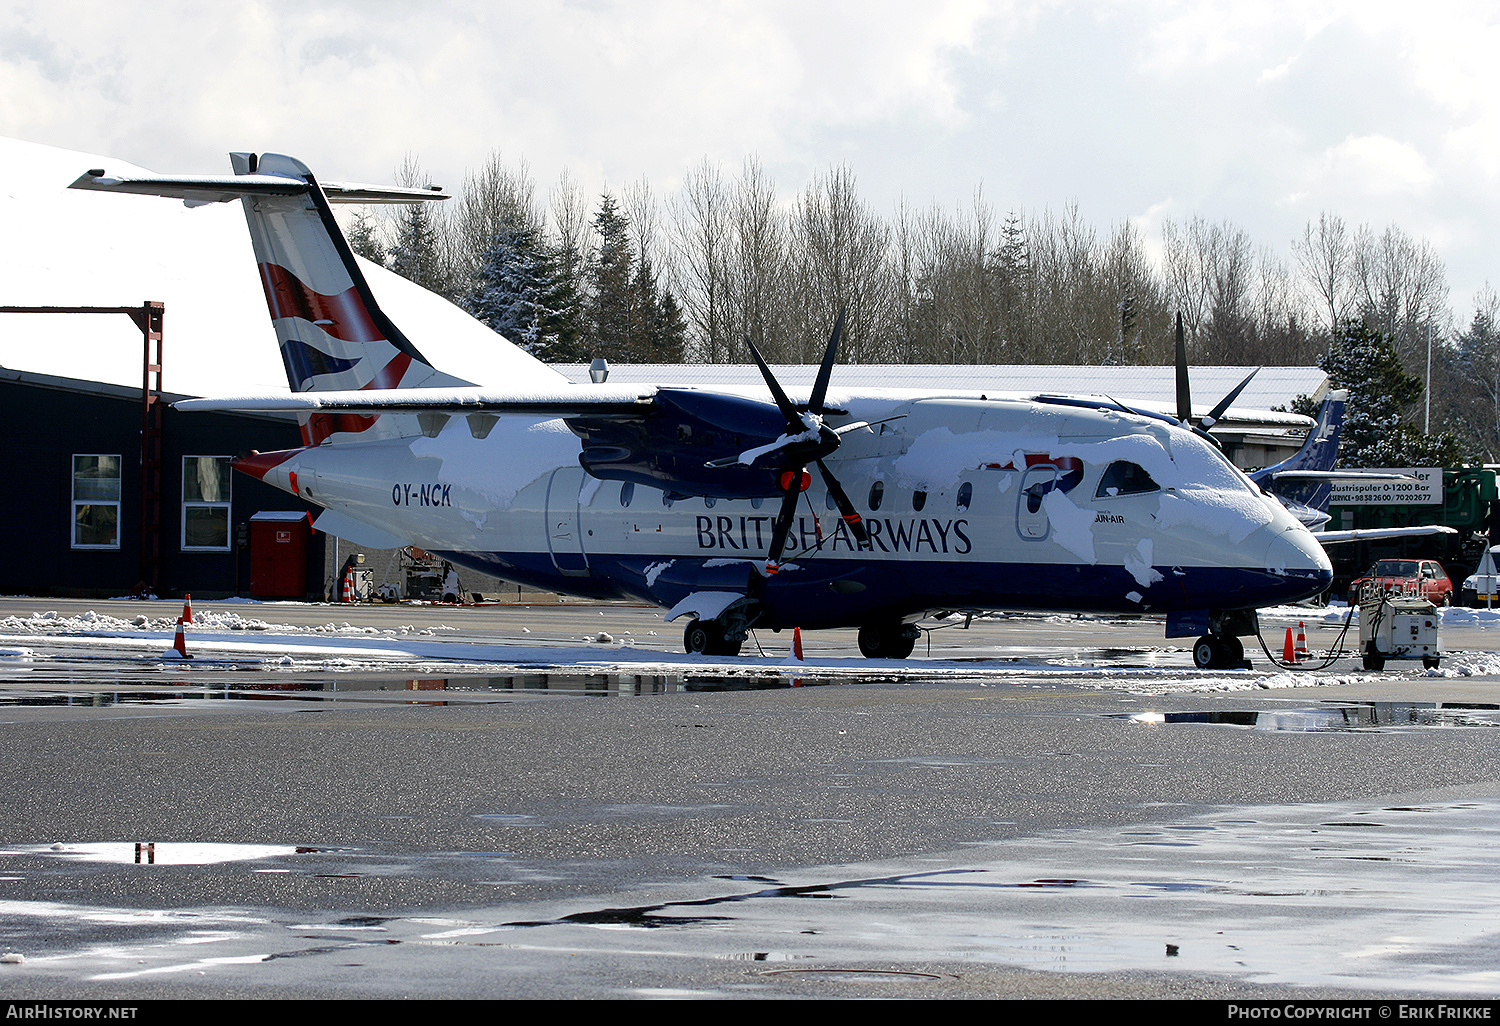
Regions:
[[0, 377, 322, 597]]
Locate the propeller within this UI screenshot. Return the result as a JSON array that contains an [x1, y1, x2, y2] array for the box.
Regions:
[[742, 308, 870, 575], [1172, 311, 1258, 443]]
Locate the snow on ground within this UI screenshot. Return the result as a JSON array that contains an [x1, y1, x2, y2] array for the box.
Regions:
[[0, 605, 1477, 694]]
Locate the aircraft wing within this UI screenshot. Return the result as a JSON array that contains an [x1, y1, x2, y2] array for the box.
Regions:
[[1268, 470, 1417, 483], [1314, 526, 1459, 544], [176, 384, 833, 501]]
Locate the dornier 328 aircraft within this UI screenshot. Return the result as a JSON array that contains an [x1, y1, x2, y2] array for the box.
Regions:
[[71, 154, 1332, 668]]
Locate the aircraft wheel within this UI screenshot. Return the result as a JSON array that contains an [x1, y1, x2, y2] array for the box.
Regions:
[[1362, 642, 1386, 671], [1192, 635, 1220, 669], [1221, 635, 1245, 666], [684, 619, 742, 656], [858, 622, 916, 659]]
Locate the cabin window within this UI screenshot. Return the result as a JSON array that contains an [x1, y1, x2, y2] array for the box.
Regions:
[[619, 482, 634, 507], [750, 496, 764, 509], [1095, 461, 1160, 498], [868, 480, 884, 511], [826, 490, 838, 511], [956, 481, 972, 511], [72, 454, 121, 550], [912, 490, 927, 511], [704, 496, 717, 509], [182, 456, 232, 551], [662, 493, 675, 508]]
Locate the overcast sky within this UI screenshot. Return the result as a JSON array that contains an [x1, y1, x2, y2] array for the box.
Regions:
[[5, 0, 1499, 322]]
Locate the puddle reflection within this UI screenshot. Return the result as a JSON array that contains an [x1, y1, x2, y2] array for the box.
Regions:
[[0, 671, 825, 706], [1121, 701, 1500, 731]]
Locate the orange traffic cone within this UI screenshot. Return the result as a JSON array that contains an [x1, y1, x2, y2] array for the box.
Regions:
[[341, 573, 352, 603], [1283, 626, 1297, 664], [180, 593, 193, 624], [792, 627, 805, 661], [171, 618, 191, 659], [1295, 621, 1311, 661]]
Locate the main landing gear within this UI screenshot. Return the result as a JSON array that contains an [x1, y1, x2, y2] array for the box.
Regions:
[[683, 618, 744, 657], [683, 618, 921, 659], [857, 621, 920, 659], [1192, 633, 1245, 670]]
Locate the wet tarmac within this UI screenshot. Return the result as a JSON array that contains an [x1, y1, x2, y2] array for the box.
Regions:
[[0, 597, 1498, 999]]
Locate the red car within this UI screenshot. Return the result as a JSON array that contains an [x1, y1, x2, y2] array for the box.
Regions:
[[1350, 559, 1454, 606]]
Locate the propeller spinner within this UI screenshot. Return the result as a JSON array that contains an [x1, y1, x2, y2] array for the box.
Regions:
[[741, 308, 871, 574]]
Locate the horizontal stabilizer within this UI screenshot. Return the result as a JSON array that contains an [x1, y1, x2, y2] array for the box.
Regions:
[[70, 170, 448, 207], [174, 385, 657, 417]]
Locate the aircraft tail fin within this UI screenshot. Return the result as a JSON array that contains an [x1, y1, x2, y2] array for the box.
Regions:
[[1250, 389, 1347, 512], [72, 153, 471, 445]]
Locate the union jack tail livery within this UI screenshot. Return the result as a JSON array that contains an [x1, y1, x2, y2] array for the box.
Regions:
[[72, 153, 470, 445]]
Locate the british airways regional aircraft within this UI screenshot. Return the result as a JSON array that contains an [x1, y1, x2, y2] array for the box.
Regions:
[[71, 154, 1332, 668]]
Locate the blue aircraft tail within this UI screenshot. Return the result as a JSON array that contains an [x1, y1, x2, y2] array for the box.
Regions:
[[1249, 389, 1347, 515]]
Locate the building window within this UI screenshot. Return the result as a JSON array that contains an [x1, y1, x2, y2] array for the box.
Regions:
[[183, 456, 232, 551], [72, 455, 121, 549]]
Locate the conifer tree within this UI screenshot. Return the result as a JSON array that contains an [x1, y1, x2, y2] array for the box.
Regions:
[[389, 201, 451, 300], [1315, 319, 1466, 466], [586, 193, 638, 361], [346, 209, 386, 266], [468, 224, 555, 352]]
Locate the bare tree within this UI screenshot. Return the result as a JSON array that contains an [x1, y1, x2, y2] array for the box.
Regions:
[[728, 156, 787, 362], [672, 159, 734, 362], [785, 166, 894, 363], [1351, 223, 1450, 362], [548, 167, 594, 276], [443, 150, 541, 302], [1292, 212, 1353, 336]]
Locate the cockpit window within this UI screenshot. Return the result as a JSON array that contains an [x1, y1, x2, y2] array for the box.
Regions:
[[1095, 461, 1160, 498]]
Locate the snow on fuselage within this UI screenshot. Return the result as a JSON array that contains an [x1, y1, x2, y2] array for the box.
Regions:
[[246, 390, 1332, 630]]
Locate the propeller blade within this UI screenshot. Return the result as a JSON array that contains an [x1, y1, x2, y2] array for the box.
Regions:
[[742, 331, 799, 425], [1174, 312, 1190, 424], [1199, 367, 1259, 429], [808, 305, 846, 414], [816, 459, 869, 547], [764, 479, 803, 572]]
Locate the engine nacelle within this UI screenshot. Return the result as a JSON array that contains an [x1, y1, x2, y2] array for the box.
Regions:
[[569, 389, 800, 498]]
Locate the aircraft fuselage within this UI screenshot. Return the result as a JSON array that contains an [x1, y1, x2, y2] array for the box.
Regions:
[[250, 389, 1332, 630]]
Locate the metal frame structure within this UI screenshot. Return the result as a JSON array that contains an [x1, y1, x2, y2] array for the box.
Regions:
[[0, 303, 164, 594]]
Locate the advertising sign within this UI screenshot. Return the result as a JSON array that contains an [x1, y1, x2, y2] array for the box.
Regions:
[[1328, 468, 1441, 505]]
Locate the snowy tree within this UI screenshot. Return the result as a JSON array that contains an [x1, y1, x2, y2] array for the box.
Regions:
[[1310, 320, 1466, 467], [586, 193, 638, 360], [388, 198, 452, 299], [345, 209, 386, 266], [468, 225, 554, 350]]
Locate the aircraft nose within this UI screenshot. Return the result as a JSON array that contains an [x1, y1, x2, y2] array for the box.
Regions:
[[1264, 526, 1332, 592]]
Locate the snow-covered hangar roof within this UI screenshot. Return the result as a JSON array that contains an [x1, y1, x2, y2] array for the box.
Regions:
[[0, 137, 563, 398]]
